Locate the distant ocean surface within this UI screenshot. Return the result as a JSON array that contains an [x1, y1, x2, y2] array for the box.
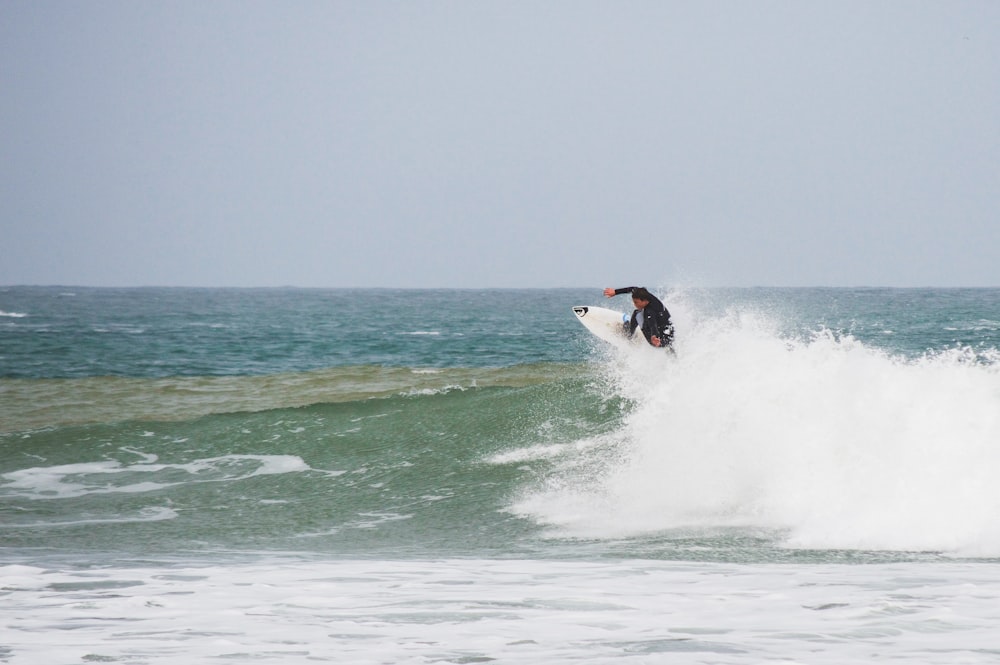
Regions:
[[3, 286, 1000, 664]]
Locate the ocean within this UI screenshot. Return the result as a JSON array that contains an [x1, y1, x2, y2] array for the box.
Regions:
[[2, 286, 1000, 663]]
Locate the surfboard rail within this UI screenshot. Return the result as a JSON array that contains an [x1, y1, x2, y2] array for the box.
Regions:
[[572, 305, 632, 346]]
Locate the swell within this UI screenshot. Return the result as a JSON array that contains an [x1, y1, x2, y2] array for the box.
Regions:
[[0, 362, 588, 433], [0, 372, 621, 558]]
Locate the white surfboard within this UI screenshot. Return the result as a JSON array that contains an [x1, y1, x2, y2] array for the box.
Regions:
[[572, 306, 634, 347]]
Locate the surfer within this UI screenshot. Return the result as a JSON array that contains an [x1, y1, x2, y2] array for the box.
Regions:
[[603, 286, 674, 349]]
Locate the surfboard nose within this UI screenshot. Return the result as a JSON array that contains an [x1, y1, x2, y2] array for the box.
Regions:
[[572, 306, 589, 318]]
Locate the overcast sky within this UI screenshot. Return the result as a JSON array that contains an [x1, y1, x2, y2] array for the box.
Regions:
[[2, 1, 998, 288]]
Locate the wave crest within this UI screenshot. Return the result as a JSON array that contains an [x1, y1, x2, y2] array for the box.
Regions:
[[0, 363, 584, 432], [514, 297, 1000, 556]]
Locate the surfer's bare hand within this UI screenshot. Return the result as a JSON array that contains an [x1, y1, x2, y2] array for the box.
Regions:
[[603, 288, 615, 297], [651, 336, 662, 347]]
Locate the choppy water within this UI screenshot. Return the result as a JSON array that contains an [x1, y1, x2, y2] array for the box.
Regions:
[[3, 286, 1000, 663]]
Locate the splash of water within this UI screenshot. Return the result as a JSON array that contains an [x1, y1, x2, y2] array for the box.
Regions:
[[515, 294, 1000, 556]]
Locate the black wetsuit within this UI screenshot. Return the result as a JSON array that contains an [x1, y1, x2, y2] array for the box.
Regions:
[[612, 287, 675, 349]]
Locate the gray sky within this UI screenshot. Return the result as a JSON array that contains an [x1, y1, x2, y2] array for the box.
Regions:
[[2, 1, 998, 288]]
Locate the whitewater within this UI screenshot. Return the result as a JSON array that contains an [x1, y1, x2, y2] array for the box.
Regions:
[[2, 286, 1000, 663], [516, 294, 1000, 557]]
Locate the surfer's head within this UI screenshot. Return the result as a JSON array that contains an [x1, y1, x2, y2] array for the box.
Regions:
[[631, 287, 653, 307]]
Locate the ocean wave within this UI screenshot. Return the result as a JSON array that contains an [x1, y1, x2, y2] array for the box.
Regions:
[[0, 363, 587, 432], [511, 298, 1000, 556]]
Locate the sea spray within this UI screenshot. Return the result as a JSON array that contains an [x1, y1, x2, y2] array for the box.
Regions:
[[514, 297, 1000, 555]]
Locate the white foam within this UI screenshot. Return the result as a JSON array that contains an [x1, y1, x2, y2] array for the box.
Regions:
[[3, 558, 1000, 664], [401, 384, 465, 397], [0, 455, 313, 500], [487, 434, 614, 465], [514, 297, 1000, 555]]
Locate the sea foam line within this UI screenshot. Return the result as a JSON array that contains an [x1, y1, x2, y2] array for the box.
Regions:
[[0, 455, 321, 500], [2, 558, 1000, 665]]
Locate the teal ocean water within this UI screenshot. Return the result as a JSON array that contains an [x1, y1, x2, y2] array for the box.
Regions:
[[3, 286, 1000, 663]]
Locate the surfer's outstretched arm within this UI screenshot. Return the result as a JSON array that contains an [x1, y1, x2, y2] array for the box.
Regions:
[[603, 287, 639, 298]]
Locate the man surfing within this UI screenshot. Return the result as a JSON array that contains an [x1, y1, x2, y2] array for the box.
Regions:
[[603, 286, 675, 350]]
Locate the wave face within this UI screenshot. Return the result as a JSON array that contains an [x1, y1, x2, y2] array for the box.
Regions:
[[3, 287, 1000, 561], [0, 378, 612, 558]]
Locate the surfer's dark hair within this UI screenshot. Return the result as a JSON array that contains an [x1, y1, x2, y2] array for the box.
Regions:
[[631, 287, 653, 301]]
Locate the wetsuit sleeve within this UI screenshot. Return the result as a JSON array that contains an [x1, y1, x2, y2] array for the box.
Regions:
[[613, 287, 639, 296]]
